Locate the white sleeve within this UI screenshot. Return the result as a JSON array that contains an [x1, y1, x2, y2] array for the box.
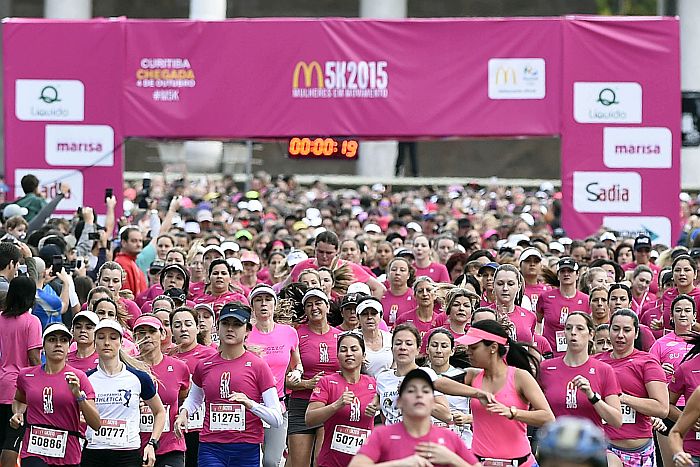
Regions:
[[249, 387, 283, 428], [181, 382, 205, 416], [67, 279, 80, 308]]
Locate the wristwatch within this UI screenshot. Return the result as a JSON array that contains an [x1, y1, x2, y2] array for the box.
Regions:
[[75, 391, 87, 403], [588, 392, 602, 405], [508, 406, 518, 420], [147, 439, 159, 450]]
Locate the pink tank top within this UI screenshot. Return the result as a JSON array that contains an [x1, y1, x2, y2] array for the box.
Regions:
[[469, 366, 533, 463]]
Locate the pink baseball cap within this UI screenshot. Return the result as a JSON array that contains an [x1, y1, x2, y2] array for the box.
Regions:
[[133, 315, 164, 332]]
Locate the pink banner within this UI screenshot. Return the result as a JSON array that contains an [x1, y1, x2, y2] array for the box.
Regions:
[[2, 17, 680, 243], [560, 17, 680, 246], [3, 19, 125, 217]]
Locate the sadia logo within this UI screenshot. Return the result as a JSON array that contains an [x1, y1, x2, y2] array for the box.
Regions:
[[603, 127, 672, 168], [292, 60, 388, 99], [488, 58, 545, 100], [573, 171, 642, 213], [574, 82, 642, 123], [15, 79, 85, 121]]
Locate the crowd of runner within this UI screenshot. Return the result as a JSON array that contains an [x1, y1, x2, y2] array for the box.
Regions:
[[1, 172, 700, 467]]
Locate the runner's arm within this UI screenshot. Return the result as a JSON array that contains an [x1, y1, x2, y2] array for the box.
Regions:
[[249, 387, 283, 428], [620, 380, 669, 418], [179, 382, 205, 418], [366, 276, 386, 299], [144, 394, 166, 442]]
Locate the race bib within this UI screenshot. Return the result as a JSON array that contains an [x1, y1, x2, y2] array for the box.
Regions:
[[210, 403, 245, 431], [480, 459, 518, 467], [27, 426, 67, 458], [621, 403, 636, 424], [93, 419, 129, 447], [140, 404, 170, 433], [187, 403, 205, 430], [330, 425, 370, 455], [695, 431, 700, 440], [556, 331, 567, 352]]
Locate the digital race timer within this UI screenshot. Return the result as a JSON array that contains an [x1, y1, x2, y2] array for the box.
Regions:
[[288, 137, 359, 159]]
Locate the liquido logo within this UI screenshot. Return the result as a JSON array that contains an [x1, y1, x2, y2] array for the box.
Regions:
[[292, 60, 388, 99], [15, 79, 85, 121], [573, 82, 642, 124], [573, 171, 642, 213], [488, 58, 546, 100]]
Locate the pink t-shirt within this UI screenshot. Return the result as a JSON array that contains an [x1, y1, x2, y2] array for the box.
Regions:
[[470, 366, 533, 464], [524, 283, 551, 310], [358, 422, 478, 466], [140, 356, 190, 455], [0, 313, 43, 404], [631, 292, 656, 316], [489, 305, 536, 344], [135, 284, 163, 307], [640, 305, 664, 339], [661, 287, 700, 330], [67, 350, 99, 374], [17, 365, 95, 465], [310, 373, 376, 467], [194, 291, 249, 316], [192, 350, 275, 444], [174, 344, 218, 374], [121, 298, 142, 329], [189, 281, 207, 300], [649, 332, 693, 384], [380, 289, 415, 327], [536, 289, 590, 355], [540, 356, 621, 430], [247, 323, 299, 401], [292, 324, 342, 400], [596, 350, 666, 441], [413, 263, 450, 284], [395, 310, 439, 353], [669, 357, 700, 454], [534, 334, 553, 357]]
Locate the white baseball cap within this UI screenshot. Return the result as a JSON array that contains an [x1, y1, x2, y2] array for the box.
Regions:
[[356, 297, 383, 315], [600, 232, 617, 243], [94, 319, 124, 337], [72, 310, 100, 327], [364, 223, 382, 234], [406, 222, 422, 233], [220, 241, 240, 253], [347, 282, 372, 295], [558, 237, 573, 246], [519, 247, 543, 264], [42, 323, 73, 340], [287, 249, 308, 267], [302, 288, 329, 305], [549, 242, 565, 253]]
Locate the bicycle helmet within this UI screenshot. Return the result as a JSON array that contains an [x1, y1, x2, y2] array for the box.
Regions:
[[536, 416, 608, 467]]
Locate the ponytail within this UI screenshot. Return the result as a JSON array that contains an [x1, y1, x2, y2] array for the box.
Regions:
[[471, 319, 540, 378]]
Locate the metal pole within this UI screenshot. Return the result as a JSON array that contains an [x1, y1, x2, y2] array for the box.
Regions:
[[657, 0, 665, 15], [245, 140, 253, 191]]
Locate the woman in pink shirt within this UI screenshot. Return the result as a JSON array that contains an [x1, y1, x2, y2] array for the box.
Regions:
[[67, 310, 100, 373], [0, 277, 43, 466], [453, 320, 554, 466], [350, 368, 479, 467], [396, 277, 439, 352], [493, 264, 536, 344], [194, 259, 248, 315], [170, 306, 217, 467], [630, 266, 655, 315], [668, 332, 700, 465], [412, 235, 450, 284], [285, 289, 341, 467], [596, 309, 668, 465], [134, 315, 190, 467], [540, 312, 622, 430], [651, 294, 696, 466], [661, 255, 700, 331], [12, 323, 101, 467], [307, 332, 377, 467], [380, 257, 416, 327], [246, 284, 301, 467]]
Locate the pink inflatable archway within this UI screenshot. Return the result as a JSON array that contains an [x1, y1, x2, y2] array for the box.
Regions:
[[3, 16, 680, 244]]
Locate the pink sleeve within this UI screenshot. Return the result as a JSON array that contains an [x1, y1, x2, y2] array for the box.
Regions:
[[643, 357, 668, 383], [378, 320, 389, 332], [350, 263, 371, 282], [192, 361, 203, 388], [601, 364, 622, 398], [437, 264, 450, 283], [257, 358, 276, 393], [450, 431, 479, 464], [669, 364, 685, 395], [309, 375, 331, 404], [648, 342, 661, 362], [290, 327, 300, 351], [357, 425, 385, 461], [395, 312, 408, 326], [26, 315, 43, 350]]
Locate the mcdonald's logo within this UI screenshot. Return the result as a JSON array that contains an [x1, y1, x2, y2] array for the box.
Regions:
[[292, 61, 324, 89], [494, 67, 517, 85]]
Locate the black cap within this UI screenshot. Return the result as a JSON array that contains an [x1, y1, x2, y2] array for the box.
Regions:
[[690, 248, 700, 259], [219, 303, 251, 326], [394, 247, 415, 259], [552, 227, 566, 238], [149, 259, 165, 275], [340, 292, 363, 309], [478, 262, 499, 274], [398, 368, 435, 396], [164, 287, 187, 303], [634, 235, 652, 251], [557, 257, 579, 272]]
